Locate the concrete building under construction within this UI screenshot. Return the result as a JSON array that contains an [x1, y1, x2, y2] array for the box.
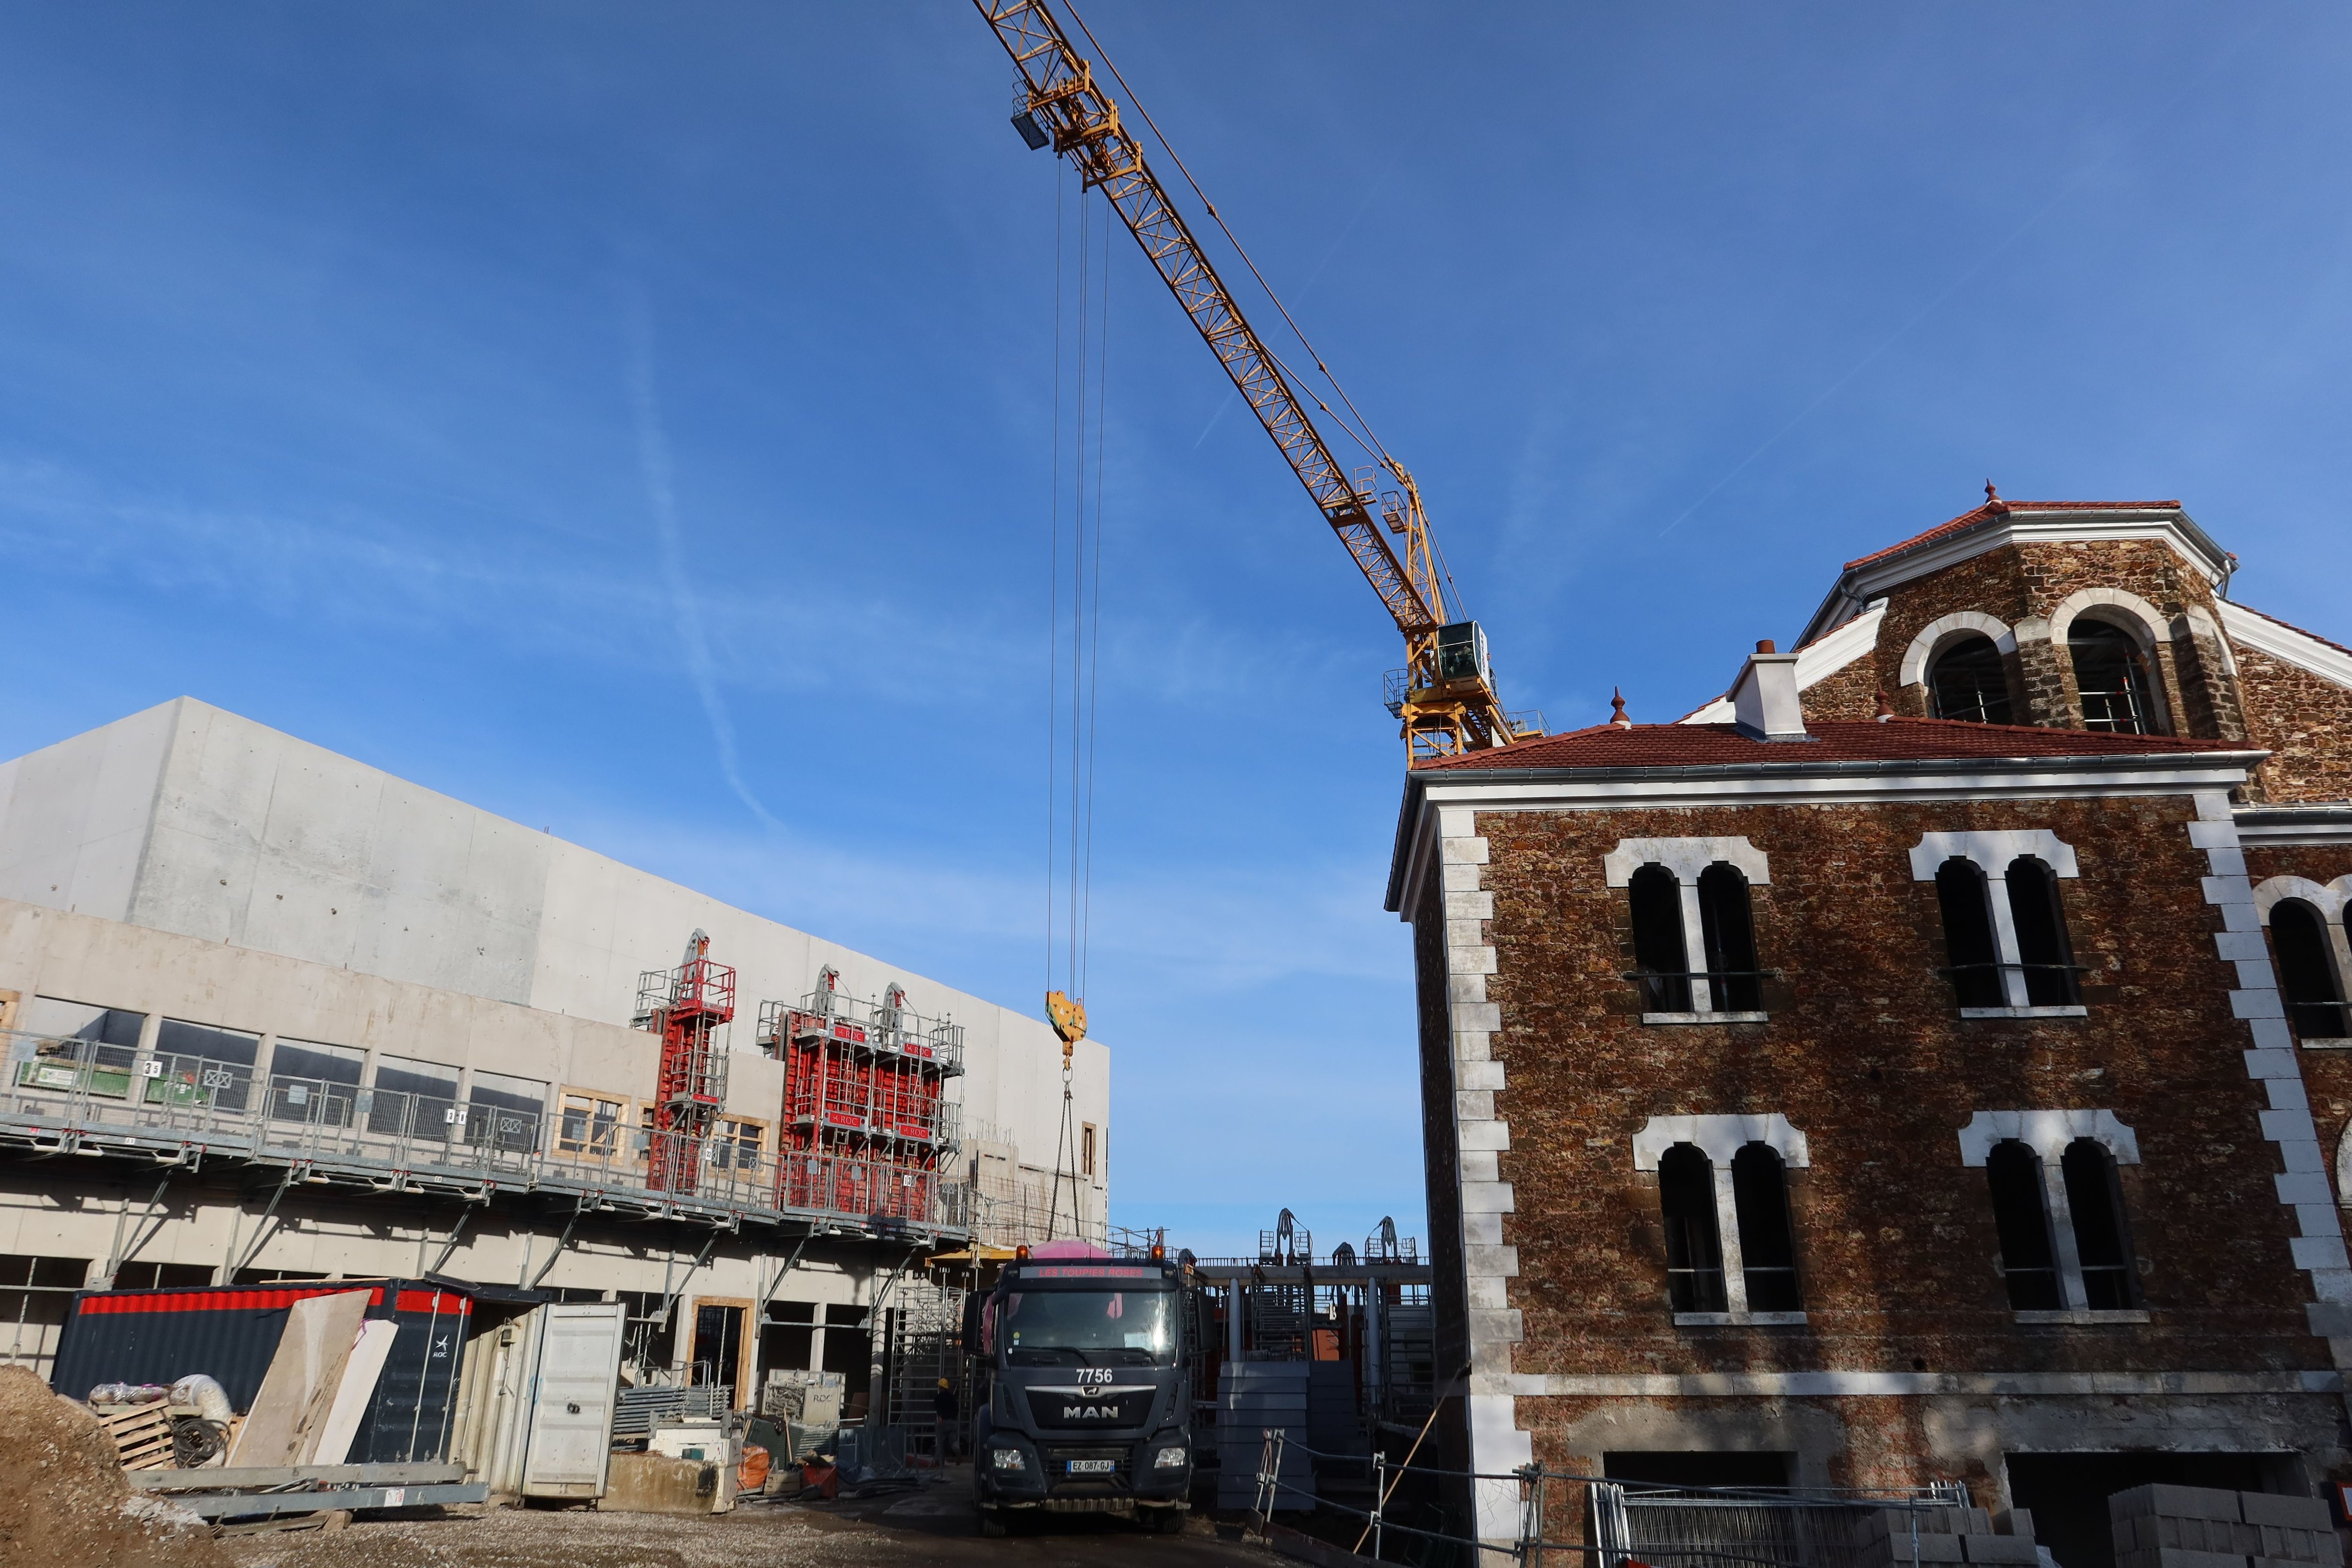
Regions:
[[0, 696, 1108, 1415]]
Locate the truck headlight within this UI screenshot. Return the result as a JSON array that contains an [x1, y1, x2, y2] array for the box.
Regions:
[[991, 1446, 1028, 1472], [1153, 1446, 1188, 1469]]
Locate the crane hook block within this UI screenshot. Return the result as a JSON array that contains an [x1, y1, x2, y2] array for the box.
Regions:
[[1046, 989, 1089, 1045]]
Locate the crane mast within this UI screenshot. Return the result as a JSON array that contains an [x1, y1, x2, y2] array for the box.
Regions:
[[973, 0, 1535, 760]]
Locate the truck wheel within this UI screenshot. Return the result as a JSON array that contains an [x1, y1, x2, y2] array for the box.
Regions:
[[978, 1508, 1007, 1538]]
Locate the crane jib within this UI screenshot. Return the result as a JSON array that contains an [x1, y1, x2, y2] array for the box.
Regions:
[[974, 0, 1521, 756]]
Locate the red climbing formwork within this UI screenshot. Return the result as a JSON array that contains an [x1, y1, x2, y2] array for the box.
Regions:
[[635, 933, 736, 1197], [759, 973, 962, 1226]]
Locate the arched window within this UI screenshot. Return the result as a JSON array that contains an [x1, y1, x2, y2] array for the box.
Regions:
[[1658, 1144, 1725, 1313], [1935, 857, 2003, 1009], [1731, 1143, 1800, 1312], [2061, 1138, 2137, 1310], [2005, 856, 2079, 1007], [1985, 1140, 2061, 1310], [1629, 864, 1691, 1013], [1928, 635, 2013, 724], [2069, 620, 2160, 734], [2272, 899, 2351, 1042], [1697, 863, 1762, 1012]]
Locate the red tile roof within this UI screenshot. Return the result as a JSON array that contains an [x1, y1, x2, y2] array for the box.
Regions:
[[1842, 499, 2182, 572], [1415, 717, 2254, 772]]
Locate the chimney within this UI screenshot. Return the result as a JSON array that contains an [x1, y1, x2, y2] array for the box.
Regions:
[[1730, 639, 1810, 742]]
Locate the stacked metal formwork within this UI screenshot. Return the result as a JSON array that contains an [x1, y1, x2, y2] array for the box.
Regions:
[[760, 974, 965, 1226], [634, 947, 735, 1196]]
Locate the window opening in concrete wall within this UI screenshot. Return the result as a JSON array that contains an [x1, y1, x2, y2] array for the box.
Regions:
[[2069, 619, 2159, 734], [0, 1254, 88, 1373], [1081, 1122, 1097, 1177], [268, 1038, 363, 1127], [1731, 1144, 1801, 1312], [1929, 635, 2013, 724], [1936, 858, 2005, 1009], [1629, 864, 1692, 1013], [2272, 899, 2351, 1041], [467, 1070, 546, 1153], [2005, 857, 2081, 1006], [1986, 1140, 2062, 1310], [713, 1117, 764, 1170], [109, 1262, 212, 1290], [2061, 1138, 2138, 1310], [371, 1055, 461, 1138], [1658, 1144, 1726, 1313], [691, 1301, 746, 1394], [1696, 865, 1762, 1012], [155, 1019, 259, 1114], [556, 1090, 627, 1156], [20, 997, 143, 1064], [764, 1300, 817, 1372], [14, 998, 144, 1100], [616, 1290, 679, 1381]]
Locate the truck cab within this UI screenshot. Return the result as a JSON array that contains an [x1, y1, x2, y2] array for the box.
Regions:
[[968, 1246, 1192, 1535]]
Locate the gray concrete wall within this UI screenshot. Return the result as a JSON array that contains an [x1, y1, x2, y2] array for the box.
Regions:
[[0, 698, 1110, 1198]]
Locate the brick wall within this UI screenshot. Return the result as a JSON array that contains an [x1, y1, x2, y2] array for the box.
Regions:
[[2235, 646, 2352, 804], [1477, 795, 2320, 1369]]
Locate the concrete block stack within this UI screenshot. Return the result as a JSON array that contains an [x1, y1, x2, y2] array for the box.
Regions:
[[2110, 1485, 2341, 1568], [1859, 1504, 2040, 1567]]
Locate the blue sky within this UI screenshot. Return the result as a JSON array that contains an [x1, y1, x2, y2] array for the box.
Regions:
[[3, 4, 2349, 1260]]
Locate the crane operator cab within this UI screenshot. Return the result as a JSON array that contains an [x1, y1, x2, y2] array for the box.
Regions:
[[966, 1245, 1193, 1536]]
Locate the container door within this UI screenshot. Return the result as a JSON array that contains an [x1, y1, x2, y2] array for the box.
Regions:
[[519, 1302, 626, 1497]]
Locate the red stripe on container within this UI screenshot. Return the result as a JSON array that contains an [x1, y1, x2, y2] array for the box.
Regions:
[[392, 1290, 471, 1315], [76, 1286, 387, 1315]]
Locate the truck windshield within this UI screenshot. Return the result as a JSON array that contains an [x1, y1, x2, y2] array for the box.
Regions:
[[1002, 1289, 1174, 1365]]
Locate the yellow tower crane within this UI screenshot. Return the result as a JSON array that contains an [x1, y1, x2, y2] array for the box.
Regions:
[[973, 0, 1541, 762]]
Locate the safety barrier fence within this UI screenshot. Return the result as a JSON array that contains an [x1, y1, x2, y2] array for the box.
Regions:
[[1250, 1432, 1967, 1567], [0, 1030, 971, 1237]]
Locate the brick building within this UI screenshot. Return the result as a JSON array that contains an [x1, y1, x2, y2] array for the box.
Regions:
[[1388, 495, 2352, 1556]]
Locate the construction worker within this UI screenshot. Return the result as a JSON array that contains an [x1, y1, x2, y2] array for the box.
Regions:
[[934, 1377, 961, 1460]]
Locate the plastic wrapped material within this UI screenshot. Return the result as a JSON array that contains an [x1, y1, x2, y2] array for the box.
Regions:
[[167, 1374, 234, 1425], [87, 1382, 170, 1408]]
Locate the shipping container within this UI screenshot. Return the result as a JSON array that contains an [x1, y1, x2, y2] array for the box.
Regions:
[[51, 1277, 473, 1462]]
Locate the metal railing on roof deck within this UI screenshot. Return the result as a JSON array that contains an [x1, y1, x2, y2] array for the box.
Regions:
[[755, 993, 967, 1075], [0, 1030, 971, 1240]]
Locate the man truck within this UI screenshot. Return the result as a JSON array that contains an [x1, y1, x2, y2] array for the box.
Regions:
[[966, 1243, 1195, 1535]]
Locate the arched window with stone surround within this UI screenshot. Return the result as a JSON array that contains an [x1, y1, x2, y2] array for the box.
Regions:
[[2272, 899, 2351, 1042], [1731, 1143, 1801, 1312], [1985, 1140, 2061, 1310], [2005, 856, 2080, 1007], [1696, 864, 1762, 1012], [2069, 619, 2161, 734], [1658, 1144, 1726, 1313], [2062, 1138, 2138, 1310], [1935, 857, 2004, 1008], [1628, 863, 1691, 1013], [1928, 635, 2013, 724]]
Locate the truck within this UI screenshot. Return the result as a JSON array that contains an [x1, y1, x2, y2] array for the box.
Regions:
[[966, 1243, 1194, 1535]]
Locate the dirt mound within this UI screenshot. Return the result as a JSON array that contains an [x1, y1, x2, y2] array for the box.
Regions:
[[0, 1363, 227, 1568]]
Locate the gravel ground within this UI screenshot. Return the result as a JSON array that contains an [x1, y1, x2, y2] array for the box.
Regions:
[[216, 1472, 1276, 1568]]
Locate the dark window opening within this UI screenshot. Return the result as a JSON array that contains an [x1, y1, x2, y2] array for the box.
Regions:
[[1658, 1144, 1725, 1313], [2006, 1453, 2270, 1568], [2006, 857, 2081, 1006], [1697, 864, 1763, 1012], [2069, 620, 2161, 734], [2273, 900, 2351, 1041], [691, 1302, 745, 1393], [1929, 635, 2013, 724], [1731, 1144, 1801, 1312], [1986, 1140, 2062, 1310], [1629, 864, 1691, 1013], [109, 1262, 213, 1290], [1603, 1451, 1792, 1488], [1936, 858, 2004, 1009], [2062, 1138, 2138, 1310]]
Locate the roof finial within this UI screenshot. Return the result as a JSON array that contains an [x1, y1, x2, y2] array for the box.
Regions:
[[1609, 688, 1632, 728], [1985, 479, 1999, 503], [1875, 686, 1895, 723]]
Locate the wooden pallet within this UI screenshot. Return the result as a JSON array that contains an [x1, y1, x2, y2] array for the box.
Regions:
[[97, 1403, 176, 1471]]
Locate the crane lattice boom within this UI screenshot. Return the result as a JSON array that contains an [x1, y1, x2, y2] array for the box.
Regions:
[[973, 0, 1532, 759]]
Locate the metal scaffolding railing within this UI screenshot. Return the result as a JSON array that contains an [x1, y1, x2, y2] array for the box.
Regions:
[[0, 1030, 971, 1240]]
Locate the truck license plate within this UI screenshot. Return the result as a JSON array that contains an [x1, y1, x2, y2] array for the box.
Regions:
[[1067, 1459, 1116, 1474]]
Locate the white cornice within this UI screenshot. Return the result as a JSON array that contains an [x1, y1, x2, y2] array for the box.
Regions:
[[2221, 600, 2352, 693], [1387, 754, 2261, 915]]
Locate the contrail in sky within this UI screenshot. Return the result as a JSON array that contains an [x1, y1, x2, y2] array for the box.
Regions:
[[625, 288, 786, 834]]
